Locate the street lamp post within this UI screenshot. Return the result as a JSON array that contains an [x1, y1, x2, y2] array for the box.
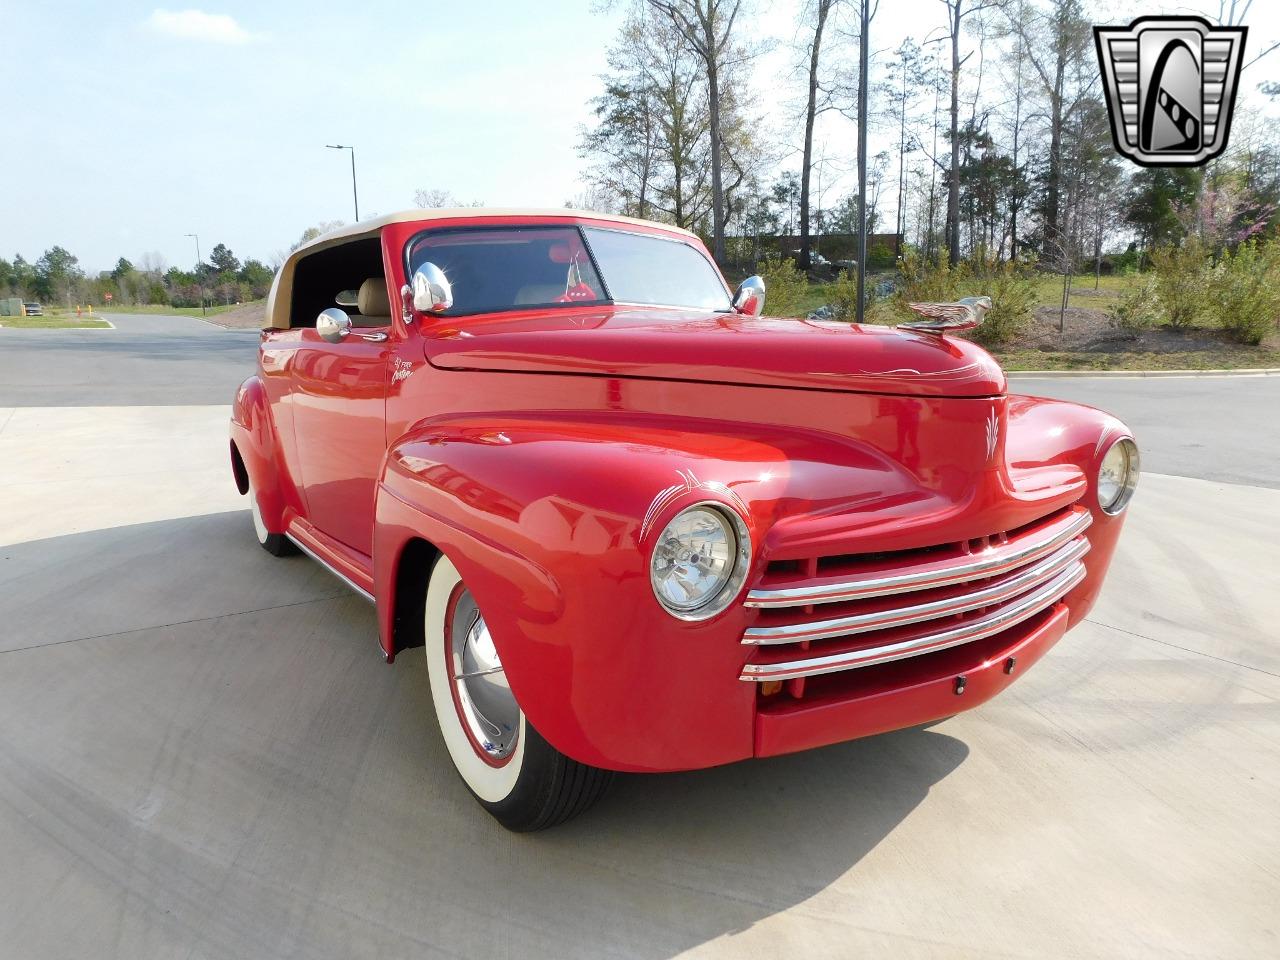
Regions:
[[326, 144, 359, 221], [184, 232, 206, 316]]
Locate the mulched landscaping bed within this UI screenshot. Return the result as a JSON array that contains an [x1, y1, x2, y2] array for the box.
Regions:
[[992, 299, 1280, 370]]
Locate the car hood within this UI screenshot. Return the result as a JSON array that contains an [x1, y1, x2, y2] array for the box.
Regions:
[[423, 305, 1006, 398]]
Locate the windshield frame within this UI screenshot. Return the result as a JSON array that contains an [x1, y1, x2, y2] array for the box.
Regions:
[[403, 221, 732, 318]]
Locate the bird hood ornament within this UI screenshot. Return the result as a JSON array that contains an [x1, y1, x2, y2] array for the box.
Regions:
[[900, 295, 992, 335]]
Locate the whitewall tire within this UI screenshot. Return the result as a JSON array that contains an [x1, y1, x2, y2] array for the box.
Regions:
[[249, 478, 295, 557], [423, 555, 612, 830]]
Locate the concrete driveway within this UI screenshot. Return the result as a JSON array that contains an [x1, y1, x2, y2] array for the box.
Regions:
[[0, 322, 1276, 959], [0, 312, 258, 406]]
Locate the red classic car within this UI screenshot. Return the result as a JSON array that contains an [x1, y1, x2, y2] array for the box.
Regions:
[[230, 209, 1138, 830]]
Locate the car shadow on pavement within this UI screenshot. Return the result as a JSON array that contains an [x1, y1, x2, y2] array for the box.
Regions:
[[551, 726, 969, 956], [0, 508, 969, 960]]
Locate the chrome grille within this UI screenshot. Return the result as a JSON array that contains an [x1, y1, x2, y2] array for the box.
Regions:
[[739, 506, 1091, 683]]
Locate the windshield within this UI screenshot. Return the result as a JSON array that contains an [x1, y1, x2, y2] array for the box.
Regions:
[[407, 225, 730, 316]]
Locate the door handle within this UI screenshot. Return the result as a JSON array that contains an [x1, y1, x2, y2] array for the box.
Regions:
[[356, 331, 388, 342]]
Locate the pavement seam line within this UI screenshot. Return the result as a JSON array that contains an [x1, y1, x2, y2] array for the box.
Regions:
[[1084, 617, 1280, 680], [0, 593, 349, 657], [1006, 368, 1280, 379]]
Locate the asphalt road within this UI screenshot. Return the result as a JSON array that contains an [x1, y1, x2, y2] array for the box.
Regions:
[[0, 313, 258, 406], [1, 316, 1278, 958], [2, 311, 1277, 486], [1013, 375, 1280, 489]]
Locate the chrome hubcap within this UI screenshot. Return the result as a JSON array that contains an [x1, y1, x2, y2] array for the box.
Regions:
[[448, 588, 519, 762]]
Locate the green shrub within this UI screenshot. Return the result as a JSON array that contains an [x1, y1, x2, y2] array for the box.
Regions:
[[1150, 241, 1211, 329], [1206, 241, 1280, 345], [966, 262, 1038, 347], [894, 250, 968, 304], [883, 253, 1035, 346], [867, 241, 896, 269], [1108, 279, 1159, 337], [755, 254, 808, 318], [824, 270, 860, 321], [147, 283, 169, 305], [1106, 247, 1143, 275]]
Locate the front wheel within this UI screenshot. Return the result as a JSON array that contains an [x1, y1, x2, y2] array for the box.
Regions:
[[249, 478, 295, 557], [424, 556, 612, 831]]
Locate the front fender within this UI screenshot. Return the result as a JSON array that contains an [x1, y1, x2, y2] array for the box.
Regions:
[[375, 414, 818, 771], [1007, 393, 1135, 626], [372, 398, 1133, 772], [230, 375, 288, 531]]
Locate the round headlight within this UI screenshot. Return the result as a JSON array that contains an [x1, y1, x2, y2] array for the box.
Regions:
[[1097, 437, 1140, 514], [650, 504, 751, 620]]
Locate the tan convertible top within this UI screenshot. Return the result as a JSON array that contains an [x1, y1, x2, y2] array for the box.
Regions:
[[265, 208, 698, 330]]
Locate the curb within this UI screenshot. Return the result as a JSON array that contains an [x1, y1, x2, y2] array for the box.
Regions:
[[0, 317, 115, 331], [184, 312, 238, 331], [99, 311, 230, 331], [1006, 368, 1280, 379]]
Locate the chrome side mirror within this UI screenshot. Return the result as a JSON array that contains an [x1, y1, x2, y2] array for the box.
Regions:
[[316, 307, 352, 343], [411, 261, 454, 314], [732, 275, 766, 316]]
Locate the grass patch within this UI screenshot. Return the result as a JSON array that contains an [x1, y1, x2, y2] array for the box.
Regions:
[[801, 271, 1140, 317], [800, 271, 1279, 370], [994, 346, 1280, 371], [1027, 272, 1139, 310], [0, 316, 111, 329], [99, 301, 262, 317], [794, 283, 834, 315]]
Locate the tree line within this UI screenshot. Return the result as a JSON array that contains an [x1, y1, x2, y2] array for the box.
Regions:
[[576, 0, 1280, 278], [0, 243, 275, 309]]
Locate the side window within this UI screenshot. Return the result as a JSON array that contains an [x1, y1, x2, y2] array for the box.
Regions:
[[289, 236, 389, 329]]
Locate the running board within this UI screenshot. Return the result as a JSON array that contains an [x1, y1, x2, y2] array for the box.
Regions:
[[286, 522, 375, 605]]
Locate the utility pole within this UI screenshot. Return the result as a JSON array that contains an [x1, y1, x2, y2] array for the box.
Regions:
[[326, 144, 360, 221], [815, 150, 825, 261], [855, 0, 871, 323], [184, 232, 205, 315]]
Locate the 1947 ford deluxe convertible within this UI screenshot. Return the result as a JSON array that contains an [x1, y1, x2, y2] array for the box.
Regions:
[[230, 209, 1138, 830]]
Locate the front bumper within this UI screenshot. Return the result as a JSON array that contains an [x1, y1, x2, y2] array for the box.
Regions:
[[738, 499, 1121, 761], [753, 603, 1069, 757]]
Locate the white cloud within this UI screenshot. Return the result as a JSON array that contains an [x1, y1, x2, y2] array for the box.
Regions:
[[145, 9, 256, 44]]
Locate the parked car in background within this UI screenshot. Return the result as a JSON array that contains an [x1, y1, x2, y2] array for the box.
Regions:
[[230, 208, 1138, 831], [23, 302, 42, 316]]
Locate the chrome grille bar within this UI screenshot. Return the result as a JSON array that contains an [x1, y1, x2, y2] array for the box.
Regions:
[[745, 508, 1091, 608], [739, 560, 1086, 682], [742, 536, 1089, 645]]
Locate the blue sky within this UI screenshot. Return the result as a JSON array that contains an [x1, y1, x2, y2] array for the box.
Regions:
[[4, 0, 1276, 273], [2, 1, 628, 271]]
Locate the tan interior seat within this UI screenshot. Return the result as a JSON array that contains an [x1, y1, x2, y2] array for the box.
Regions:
[[514, 283, 564, 305], [354, 278, 391, 327]]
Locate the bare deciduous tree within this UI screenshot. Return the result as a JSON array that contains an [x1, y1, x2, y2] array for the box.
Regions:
[[645, 0, 748, 263], [414, 189, 483, 209], [1007, 0, 1092, 250], [796, 0, 842, 270], [937, 0, 1005, 266]]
